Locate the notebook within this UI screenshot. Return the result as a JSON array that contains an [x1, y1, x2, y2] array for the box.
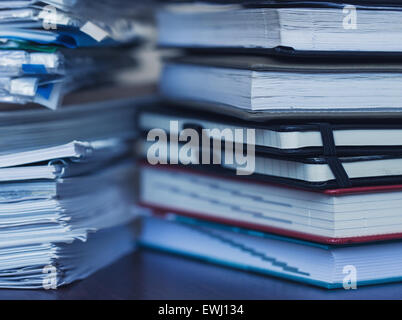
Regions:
[[157, 1, 402, 54], [139, 164, 402, 244], [141, 136, 402, 189], [139, 106, 402, 156], [139, 214, 402, 289], [160, 56, 402, 117]]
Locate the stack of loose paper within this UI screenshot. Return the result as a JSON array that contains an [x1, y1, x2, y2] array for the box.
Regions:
[[0, 0, 143, 109], [0, 86, 148, 288], [0, 0, 155, 289]]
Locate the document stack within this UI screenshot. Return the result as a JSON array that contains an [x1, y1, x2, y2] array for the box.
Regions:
[[0, 0, 142, 109], [0, 0, 151, 288], [137, 0, 402, 288]]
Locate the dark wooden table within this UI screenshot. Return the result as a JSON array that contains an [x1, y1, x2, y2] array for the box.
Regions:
[[1, 248, 401, 299]]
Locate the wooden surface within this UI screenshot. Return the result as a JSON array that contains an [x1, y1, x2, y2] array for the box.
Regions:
[[1, 248, 402, 300]]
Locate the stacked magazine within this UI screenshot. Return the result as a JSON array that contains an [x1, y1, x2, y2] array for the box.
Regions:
[[137, 0, 402, 289], [0, 0, 153, 289]]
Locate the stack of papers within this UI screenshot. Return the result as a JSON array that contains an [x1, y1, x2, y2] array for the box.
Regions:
[[0, 0, 154, 289], [137, 0, 402, 289], [0, 0, 141, 109], [1, 224, 135, 289], [0, 82, 149, 288]]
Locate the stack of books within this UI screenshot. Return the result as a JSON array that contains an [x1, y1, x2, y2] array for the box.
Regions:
[[0, 1, 152, 289], [137, 0, 402, 288]]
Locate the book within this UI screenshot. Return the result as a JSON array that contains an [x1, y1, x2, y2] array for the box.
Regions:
[[139, 164, 402, 244], [141, 136, 402, 189], [160, 55, 402, 116], [139, 214, 402, 289], [158, 1, 402, 54], [139, 106, 402, 156], [149, 0, 402, 292]]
